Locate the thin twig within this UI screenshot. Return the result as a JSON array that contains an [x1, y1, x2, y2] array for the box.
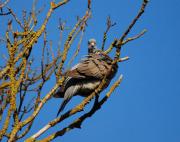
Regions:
[[0, 0, 10, 8], [122, 29, 147, 45]]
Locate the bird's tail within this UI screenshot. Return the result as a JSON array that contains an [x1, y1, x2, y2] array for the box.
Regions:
[[56, 85, 80, 117], [56, 98, 71, 117]]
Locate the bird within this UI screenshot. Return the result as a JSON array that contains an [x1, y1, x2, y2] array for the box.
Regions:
[[54, 39, 118, 116]]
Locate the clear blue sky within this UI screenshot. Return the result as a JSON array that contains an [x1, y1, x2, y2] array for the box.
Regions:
[[0, 0, 180, 142]]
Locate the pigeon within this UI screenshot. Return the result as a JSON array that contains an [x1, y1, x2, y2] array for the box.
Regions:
[[54, 39, 118, 116]]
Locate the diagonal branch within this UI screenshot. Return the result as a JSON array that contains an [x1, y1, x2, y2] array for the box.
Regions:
[[122, 29, 147, 45], [39, 75, 123, 141], [0, 0, 10, 8]]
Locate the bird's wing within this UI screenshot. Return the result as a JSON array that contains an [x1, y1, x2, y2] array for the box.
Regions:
[[66, 55, 111, 79], [54, 53, 115, 98]]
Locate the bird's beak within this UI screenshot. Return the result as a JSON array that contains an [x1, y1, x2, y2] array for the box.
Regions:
[[90, 42, 95, 47], [88, 42, 96, 49]]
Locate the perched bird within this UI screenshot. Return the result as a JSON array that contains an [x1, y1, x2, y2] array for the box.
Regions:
[[54, 40, 118, 116]]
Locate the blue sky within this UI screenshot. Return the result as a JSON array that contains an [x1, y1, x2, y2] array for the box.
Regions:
[[0, 0, 180, 142]]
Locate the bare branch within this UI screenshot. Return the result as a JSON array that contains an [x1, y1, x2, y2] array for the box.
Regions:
[[118, 56, 130, 62], [0, 0, 10, 8], [115, 0, 149, 59], [8, 7, 24, 28], [0, 0, 148, 141], [122, 29, 147, 45], [67, 25, 85, 69], [101, 16, 116, 51]]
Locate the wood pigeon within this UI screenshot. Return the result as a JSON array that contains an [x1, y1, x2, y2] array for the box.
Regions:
[[54, 40, 118, 116]]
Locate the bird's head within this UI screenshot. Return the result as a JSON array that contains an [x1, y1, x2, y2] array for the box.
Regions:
[[88, 38, 97, 54]]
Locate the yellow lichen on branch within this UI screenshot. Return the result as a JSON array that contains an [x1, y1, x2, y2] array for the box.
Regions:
[[0, 0, 149, 141]]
